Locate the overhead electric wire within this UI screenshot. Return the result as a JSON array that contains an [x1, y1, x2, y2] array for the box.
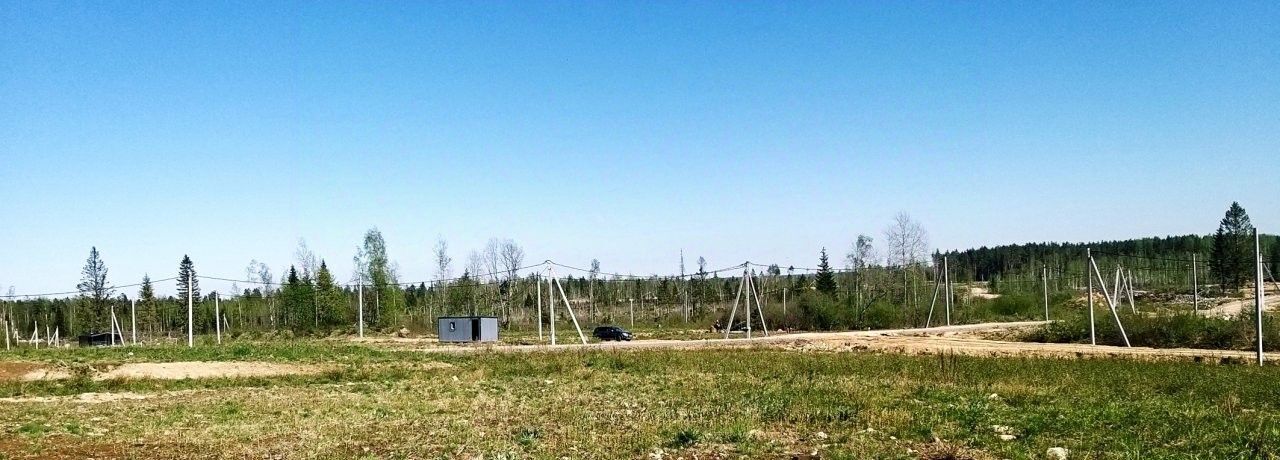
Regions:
[[1, 276, 179, 299]]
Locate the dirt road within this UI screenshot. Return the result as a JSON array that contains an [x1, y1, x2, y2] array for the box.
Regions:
[[1196, 285, 1280, 317], [419, 321, 1280, 364]]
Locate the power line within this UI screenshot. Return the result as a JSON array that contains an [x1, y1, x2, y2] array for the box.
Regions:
[[0, 276, 179, 300]]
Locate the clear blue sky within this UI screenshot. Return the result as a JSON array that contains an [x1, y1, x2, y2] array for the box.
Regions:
[[2, 1, 1277, 296]]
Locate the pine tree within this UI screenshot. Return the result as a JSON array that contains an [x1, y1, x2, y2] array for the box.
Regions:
[[177, 255, 200, 304], [815, 248, 838, 295], [1210, 202, 1254, 290]]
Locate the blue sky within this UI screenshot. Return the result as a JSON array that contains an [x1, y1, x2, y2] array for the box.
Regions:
[[2, 1, 1277, 296]]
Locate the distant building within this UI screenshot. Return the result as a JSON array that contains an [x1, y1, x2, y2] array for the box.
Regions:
[[437, 316, 499, 343]]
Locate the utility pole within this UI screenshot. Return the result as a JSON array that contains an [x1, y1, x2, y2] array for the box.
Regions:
[[215, 292, 222, 345], [681, 249, 689, 323], [187, 271, 194, 348], [1087, 249, 1096, 345], [1192, 253, 1200, 313], [1089, 250, 1130, 347], [1042, 265, 1049, 321], [110, 305, 117, 346], [943, 256, 952, 326], [745, 269, 753, 339], [548, 276, 556, 345], [536, 274, 543, 341], [131, 298, 137, 344], [357, 284, 364, 338], [1255, 229, 1264, 366]]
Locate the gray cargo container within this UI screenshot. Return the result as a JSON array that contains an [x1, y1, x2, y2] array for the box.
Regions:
[[437, 316, 499, 343]]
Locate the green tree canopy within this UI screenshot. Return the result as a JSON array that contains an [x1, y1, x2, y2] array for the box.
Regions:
[[1210, 202, 1254, 290], [815, 248, 838, 295]]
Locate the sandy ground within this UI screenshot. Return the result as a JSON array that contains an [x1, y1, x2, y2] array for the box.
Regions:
[[95, 361, 321, 380], [0, 361, 321, 382], [419, 321, 1280, 364], [0, 389, 210, 404], [1195, 285, 1280, 317], [966, 285, 1001, 300]]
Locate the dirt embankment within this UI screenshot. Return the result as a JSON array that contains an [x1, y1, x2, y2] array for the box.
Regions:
[[0, 361, 321, 382]]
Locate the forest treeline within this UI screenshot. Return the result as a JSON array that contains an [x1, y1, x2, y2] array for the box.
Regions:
[[0, 203, 1275, 339]]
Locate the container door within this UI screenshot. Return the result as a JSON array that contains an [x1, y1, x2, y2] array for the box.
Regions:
[[471, 318, 481, 341]]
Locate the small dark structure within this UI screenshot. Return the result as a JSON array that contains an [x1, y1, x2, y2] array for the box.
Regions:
[[437, 316, 499, 343], [78, 332, 124, 347]]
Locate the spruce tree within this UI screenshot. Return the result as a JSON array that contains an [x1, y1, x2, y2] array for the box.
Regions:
[[1270, 243, 1280, 279], [76, 246, 112, 332], [1210, 202, 1254, 290], [139, 275, 156, 333], [815, 248, 838, 295], [314, 260, 344, 328], [176, 255, 200, 304]]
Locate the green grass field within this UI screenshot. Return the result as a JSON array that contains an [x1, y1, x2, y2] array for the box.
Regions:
[[2, 341, 1279, 459]]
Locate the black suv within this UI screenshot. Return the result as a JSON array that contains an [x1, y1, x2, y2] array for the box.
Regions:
[[592, 326, 634, 342]]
